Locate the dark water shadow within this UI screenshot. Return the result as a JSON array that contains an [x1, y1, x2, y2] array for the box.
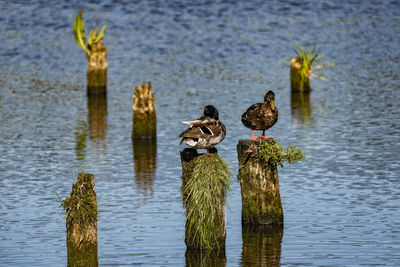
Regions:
[[291, 91, 312, 127], [185, 248, 226, 267], [88, 95, 108, 152], [132, 138, 157, 196], [240, 224, 283, 267]]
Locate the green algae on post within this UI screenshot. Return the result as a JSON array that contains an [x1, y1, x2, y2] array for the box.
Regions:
[[181, 150, 231, 251]]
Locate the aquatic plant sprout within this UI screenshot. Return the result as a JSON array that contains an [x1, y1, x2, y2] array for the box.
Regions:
[[294, 44, 334, 82], [73, 10, 106, 58]]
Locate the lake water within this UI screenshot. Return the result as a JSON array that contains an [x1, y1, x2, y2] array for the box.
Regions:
[[1, 0, 400, 266]]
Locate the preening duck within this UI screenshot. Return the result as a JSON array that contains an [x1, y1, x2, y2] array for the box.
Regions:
[[179, 105, 226, 155], [241, 90, 278, 140]]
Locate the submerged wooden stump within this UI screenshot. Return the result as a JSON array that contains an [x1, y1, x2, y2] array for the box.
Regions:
[[64, 172, 98, 267], [180, 148, 229, 251], [290, 57, 311, 92], [241, 224, 283, 267], [132, 81, 156, 139], [237, 139, 283, 226], [87, 41, 107, 96]]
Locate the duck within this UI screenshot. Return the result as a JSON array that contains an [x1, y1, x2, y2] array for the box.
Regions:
[[179, 105, 226, 155], [241, 90, 278, 140]]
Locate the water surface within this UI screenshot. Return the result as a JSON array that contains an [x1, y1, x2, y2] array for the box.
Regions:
[[1, 0, 400, 266]]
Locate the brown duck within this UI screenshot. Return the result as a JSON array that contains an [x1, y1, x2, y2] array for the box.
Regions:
[[241, 90, 278, 140]]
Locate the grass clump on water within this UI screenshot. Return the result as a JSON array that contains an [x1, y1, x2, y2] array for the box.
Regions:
[[185, 154, 231, 251], [258, 141, 306, 167], [293, 43, 334, 83]]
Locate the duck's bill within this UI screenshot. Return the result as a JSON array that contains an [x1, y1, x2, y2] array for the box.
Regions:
[[270, 100, 276, 111]]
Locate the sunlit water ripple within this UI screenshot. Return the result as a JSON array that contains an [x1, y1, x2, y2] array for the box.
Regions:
[[1, 0, 400, 266]]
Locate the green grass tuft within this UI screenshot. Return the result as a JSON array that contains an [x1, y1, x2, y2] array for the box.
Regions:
[[294, 43, 334, 83], [258, 141, 306, 167], [61, 176, 97, 228], [185, 154, 231, 251]]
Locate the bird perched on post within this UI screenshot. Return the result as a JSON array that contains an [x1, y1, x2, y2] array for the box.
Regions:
[[179, 105, 226, 155], [241, 90, 278, 140]]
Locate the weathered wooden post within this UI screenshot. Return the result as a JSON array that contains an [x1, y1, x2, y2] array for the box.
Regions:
[[132, 138, 157, 194], [241, 224, 283, 267], [237, 139, 284, 226], [132, 81, 156, 139], [290, 57, 311, 92], [87, 41, 107, 96], [180, 148, 230, 252], [63, 172, 98, 267]]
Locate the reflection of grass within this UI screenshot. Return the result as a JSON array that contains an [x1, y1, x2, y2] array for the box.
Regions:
[[185, 155, 231, 251], [258, 141, 305, 167], [294, 44, 334, 83], [73, 9, 106, 58]]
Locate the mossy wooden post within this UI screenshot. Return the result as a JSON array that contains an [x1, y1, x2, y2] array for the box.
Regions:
[[132, 81, 156, 139], [64, 172, 98, 267], [180, 148, 229, 252], [237, 139, 283, 226], [290, 57, 311, 92], [241, 224, 283, 267], [87, 41, 107, 96]]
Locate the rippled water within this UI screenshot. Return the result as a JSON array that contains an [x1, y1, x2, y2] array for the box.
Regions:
[[1, 0, 400, 266]]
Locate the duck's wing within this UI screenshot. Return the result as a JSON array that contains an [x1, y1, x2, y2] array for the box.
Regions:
[[179, 119, 224, 139]]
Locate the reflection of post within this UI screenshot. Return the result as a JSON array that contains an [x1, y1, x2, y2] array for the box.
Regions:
[[75, 120, 88, 163], [291, 91, 312, 127], [241, 224, 283, 267], [64, 172, 98, 267], [88, 95, 107, 151], [132, 138, 157, 195], [185, 248, 226, 267], [87, 41, 107, 96]]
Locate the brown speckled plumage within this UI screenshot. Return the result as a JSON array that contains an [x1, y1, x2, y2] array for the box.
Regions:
[[241, 91, 278, 138]]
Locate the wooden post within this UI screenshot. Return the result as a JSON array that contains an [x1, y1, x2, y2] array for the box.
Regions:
[[64, 172, 98, 267], [132, 81, 156, 139], [87, 41, 107, 96], [290, 57, 311, 92], [180, 148, 228, 251], [132, 138, 157, 195], [237, 140, 283, 226], [241, 224, 283, 267]]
